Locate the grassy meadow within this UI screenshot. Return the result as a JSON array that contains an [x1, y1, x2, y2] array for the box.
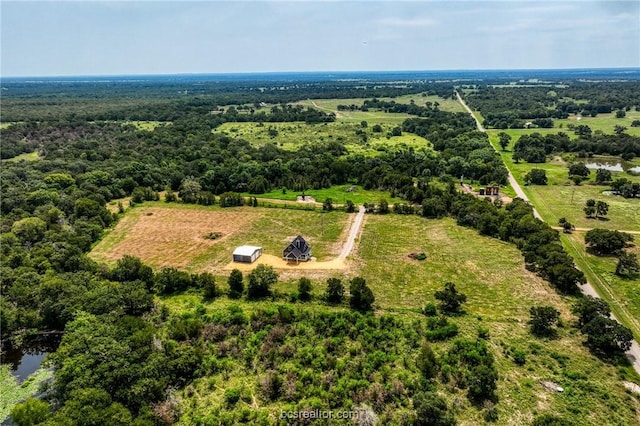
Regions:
[[2, 150, 40, 162], [487, 131, 640, 232], [214, 121, 432, 156], [245, 184, 402, 205], [159, 213, 640, 425]]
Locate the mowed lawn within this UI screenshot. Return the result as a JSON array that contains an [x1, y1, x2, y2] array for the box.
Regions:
[[90, 203, 349, 272]]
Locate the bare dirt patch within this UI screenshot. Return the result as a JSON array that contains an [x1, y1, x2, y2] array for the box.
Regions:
[[223, 254, 346, 273], [91, 207, 263, 268]]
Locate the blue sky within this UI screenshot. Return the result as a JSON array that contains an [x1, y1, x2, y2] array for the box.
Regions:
[[1, 1, 639, 77]]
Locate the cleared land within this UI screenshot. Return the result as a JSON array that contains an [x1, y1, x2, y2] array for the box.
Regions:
[[245, 184, 403, 205], [214, 121, 432, 156], [90, 202, 350, 274], [353, 214, 640, 424], [164, 214, 640, 425], [2, 150, 40, 162]]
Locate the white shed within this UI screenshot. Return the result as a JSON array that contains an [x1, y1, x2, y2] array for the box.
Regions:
[[232, 245, 262, 263]]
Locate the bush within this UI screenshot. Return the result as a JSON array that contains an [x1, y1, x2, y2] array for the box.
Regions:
[[298, 277, 312, 302], [423, 303, 437, 316], [434, 282, 467, 314]]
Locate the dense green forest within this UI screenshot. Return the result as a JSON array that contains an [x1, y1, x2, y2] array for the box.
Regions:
[[1, 76, 639, 425]]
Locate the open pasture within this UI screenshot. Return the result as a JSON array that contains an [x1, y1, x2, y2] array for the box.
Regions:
[[214, 121, 432, 156], [295, 98, 413, 124], [246, 184, 403, 205], [89, 203, 350, 273], [487, 131, 640, 231]]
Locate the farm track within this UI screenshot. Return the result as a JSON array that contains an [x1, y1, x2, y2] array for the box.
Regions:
[[457, 92, 640, 375]]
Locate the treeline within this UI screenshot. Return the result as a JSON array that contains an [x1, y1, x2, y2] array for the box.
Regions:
[[512, 131, 640, 162], [464, 82, 640, 129], [1, 80, 456, 122]]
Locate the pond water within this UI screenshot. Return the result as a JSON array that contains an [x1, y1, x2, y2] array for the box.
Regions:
[[0, 335, 60, 383], [585, 158, 640, 173]]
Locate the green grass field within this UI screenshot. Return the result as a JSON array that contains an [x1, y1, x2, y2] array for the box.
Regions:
[[487, 131, 640, 232], [161, 213, 640, 425], [2, 151, 40, 162], [214, 121, 433, 156], [245, 184, 402, 205]]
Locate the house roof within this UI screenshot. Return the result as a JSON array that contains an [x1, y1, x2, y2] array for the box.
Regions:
[[233, 245, 262, 256], [283, 236, 311, 257]]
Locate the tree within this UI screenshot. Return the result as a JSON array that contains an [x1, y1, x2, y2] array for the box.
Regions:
[[322, 198, 333, 211], [196, 272, 218, 300], [247, 264, 279, 299], [528, 306, 560, 337], [595, 168, 612, 184], [416, 343, 439, 380], [349, 277, 375, 312], [111, 255, 154, 288], [345, 199, 356, 213], [616, 251, 639, 276], [585, 228, 633, 255], [524, 169, 547, 185], [568, 163, 590, 178], [325, 277, 344, 304], [498, 132, 511, 150], [467, 364, 498, 403], [614, 125, 627, 135], [615, 109, 626, 118], [434, 282, 467, 314], [572, 296, 611, 329], [228, 269, 244, 299], [582, 316, 633, 355], [11, 398, 50, 426], [412, 391, 456, 426], [298, 277, 312, 301], [378, 198, 389, 214], [583, 199, 596, 218], [595, 200, 609, 218], [179, 176, 201, 204], [562, 221, 574, 234], [11, 217, 47, 244]]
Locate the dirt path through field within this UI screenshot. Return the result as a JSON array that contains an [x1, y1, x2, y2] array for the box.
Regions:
[[225, 205, 366, 272], [456, 91, 542, 220]]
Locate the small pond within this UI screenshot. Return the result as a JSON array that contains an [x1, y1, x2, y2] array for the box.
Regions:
[[1, 335, 61, 383], [585, 158, 640, 173]]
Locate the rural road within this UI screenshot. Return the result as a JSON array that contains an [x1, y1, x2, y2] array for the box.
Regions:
[[456, 90, 640, 375], [338, 205, 365, 260], [455, 91, 542, 220]]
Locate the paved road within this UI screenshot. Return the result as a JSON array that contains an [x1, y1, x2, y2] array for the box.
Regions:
[[456, 90, 640, 375], [338, 205, 365, 260], [456, 91, 542, 220]]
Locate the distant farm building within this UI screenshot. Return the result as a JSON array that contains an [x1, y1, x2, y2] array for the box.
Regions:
[[283, 236, 312, 263], [484, 185, 500, 196], [232, 245, 262, 263]]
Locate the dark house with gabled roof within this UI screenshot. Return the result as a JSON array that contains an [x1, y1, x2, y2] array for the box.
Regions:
[[282, 235, 312, 262]]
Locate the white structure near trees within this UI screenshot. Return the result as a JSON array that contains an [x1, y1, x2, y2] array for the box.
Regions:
[[232, 245, 262, 263]]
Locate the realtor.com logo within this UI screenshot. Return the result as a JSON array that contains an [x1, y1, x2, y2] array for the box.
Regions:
[[280, 409, 359, 421]]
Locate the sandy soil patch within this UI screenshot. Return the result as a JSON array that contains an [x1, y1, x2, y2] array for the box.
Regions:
[[223, 254, 346, 272]]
